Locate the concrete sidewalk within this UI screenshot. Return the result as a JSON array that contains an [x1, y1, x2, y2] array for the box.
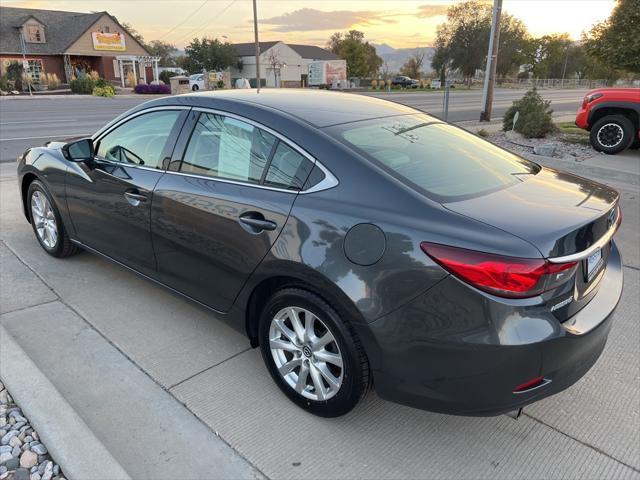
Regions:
[[1, 152, 639, 479]]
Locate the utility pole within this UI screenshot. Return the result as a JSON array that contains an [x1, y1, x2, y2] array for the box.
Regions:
[[479, 0, 502, 121], [18, 27, 32, 96], [252, 0, 260, 92]]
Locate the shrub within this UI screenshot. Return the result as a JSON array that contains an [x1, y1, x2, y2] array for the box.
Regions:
[[45, 73, 60, 89], [0, 75, 9, 91], [92, 85, 116, 97], [70, 76, 95, 94], [379, 80, 385, 89], [477, 128, 489, 138], [89, 70, 100, 81], [134, 83, 170, 94], [371, 79, 378, 89], [5, 62, 23, 91], [503, 88, 554, 138], [216, 79, 224, 89], [159, 70, 177, 85]]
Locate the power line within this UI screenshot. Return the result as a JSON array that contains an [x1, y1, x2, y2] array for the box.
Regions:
[[172, 0, 238, 45], [162, 0, 211, 39]]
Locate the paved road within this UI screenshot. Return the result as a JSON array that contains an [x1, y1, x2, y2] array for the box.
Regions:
[[362, 87, 587, 122], [0, 140, 638, 476], [0, 88, 587, 163]]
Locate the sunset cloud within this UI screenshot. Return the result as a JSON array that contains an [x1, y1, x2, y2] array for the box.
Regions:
[[261, 8, 397, 33], [416, 5, 450, 18]]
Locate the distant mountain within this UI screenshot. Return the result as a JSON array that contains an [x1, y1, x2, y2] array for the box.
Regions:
[[373, 44, 435, 74]]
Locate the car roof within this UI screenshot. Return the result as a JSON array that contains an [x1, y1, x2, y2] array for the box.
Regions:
[[146, 89, 420, 128]]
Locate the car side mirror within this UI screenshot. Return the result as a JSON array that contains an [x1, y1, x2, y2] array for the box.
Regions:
[[62, 138, 94, 161]]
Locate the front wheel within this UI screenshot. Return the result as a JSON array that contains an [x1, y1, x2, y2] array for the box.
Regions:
[[590, 115, 635, 154], [259, 288, 370, 417], [192, 84, 199, 91], [27, 180, 79, 258]]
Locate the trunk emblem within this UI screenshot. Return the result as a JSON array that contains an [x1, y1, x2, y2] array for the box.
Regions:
[[550, 296, 573, 312]]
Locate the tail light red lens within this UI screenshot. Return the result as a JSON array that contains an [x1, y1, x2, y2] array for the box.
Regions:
[[420, 242, 577, 298]]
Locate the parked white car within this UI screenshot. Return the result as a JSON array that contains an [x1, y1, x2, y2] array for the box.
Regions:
[[189, 74, 204, 91]]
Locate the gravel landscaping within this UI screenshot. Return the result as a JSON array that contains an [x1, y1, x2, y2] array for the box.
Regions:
[[0, 382, 64, 480], [487, 129, 599, 161]]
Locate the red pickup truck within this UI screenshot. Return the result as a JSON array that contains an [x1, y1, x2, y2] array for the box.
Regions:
[[575, 87, 640, 154]]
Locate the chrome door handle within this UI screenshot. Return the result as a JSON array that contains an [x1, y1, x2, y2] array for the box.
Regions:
[[239, 214, 277, 232], [124, 191, 148, 206]]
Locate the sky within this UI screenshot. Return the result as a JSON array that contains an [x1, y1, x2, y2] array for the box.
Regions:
[[0, 0, 617, 49]]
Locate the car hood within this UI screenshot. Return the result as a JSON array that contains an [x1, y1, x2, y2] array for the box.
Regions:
[[442, 166, 619, 258]]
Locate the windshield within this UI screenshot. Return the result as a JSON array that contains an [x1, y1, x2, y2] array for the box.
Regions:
[[329, 114, 539, 202]]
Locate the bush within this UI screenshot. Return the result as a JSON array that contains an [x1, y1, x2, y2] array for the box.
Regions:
[[159, 70, 177, 85], [45, 73, 60, 89], [370, 79, 378, 89], [216, 79, 224, 89], [134, 83, 170, 94], [92, 85, 115, 97], [503, 88, 554, 138], [378, 80, 385, 89], [0, 75, 9, 91], [89, 70, 100, 81], [70, 76, 95, 94]]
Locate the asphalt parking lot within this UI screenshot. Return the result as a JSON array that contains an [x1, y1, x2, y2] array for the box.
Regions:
[[0, 96, 639, 479]]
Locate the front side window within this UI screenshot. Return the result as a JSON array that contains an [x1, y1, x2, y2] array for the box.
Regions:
[[181, 113, 276, 184], [331, 114, 539, 202], [96, 110, 181, 169]]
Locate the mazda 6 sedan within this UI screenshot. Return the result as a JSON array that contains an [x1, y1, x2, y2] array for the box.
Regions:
[[17, 90, 623, 417]]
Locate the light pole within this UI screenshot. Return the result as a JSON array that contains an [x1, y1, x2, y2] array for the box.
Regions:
[[252, 0, 260, 92], [480, 0, 502, 122]]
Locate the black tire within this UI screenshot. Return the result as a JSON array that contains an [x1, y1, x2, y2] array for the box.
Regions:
[[590, 115, 635, 154], [258, 288, 370, 417], [192, 84, 199, 91], [27, 180, 79, 258]]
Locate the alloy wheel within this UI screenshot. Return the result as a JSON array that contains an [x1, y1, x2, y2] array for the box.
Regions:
[[597, 123, 624, 148], [31, 191, 58, 249], [269, 306, 344, 401]]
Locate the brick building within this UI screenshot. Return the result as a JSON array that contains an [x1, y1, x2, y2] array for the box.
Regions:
[[0, 6, 159, 87]]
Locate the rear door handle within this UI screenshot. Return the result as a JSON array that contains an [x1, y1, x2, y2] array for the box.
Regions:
[[124, 190, 148, 206], [239, 214, 277, 232]]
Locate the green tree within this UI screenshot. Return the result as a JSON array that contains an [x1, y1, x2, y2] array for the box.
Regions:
[[327, 30, 382, 78], [495, 15, 532, 81], [146, 40, 177, 67], [431, 24, 452, 85], [400, 49, 425, 79], [445, 1, 493, 86], [184, 37, 235, 73], [529, 34, 575, 78], [583, 0, 640, 73]]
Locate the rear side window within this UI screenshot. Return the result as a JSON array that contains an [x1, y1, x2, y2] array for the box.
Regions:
[[181, 112, 315, 191], [181, 113, 276, 183], [264, 142, 313, 190], [331, 114, 539, 202]]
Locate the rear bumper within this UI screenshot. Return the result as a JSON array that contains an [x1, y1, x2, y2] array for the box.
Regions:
[[357, 241, 623, 415]]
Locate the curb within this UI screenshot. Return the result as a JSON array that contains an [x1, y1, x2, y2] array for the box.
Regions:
[[0, 325, 131, 480]]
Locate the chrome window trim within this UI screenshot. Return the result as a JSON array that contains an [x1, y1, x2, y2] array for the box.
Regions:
[[548, 207, 620, 264], [190, 106, 339, 194], [92, 105, 339, 194], [92, 105, 191, 142]]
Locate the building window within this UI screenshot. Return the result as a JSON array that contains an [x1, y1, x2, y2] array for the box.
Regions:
[[27, 60, 43, 84], [103, 26, 110, 33], [24, 24, 45, 43]]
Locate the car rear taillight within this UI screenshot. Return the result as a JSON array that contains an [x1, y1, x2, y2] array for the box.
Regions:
[[420, 242, 577, 298], [582, 92, 603, 108]]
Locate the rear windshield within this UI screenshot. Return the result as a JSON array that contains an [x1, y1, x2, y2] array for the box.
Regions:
[[330, 115, 539, 202]]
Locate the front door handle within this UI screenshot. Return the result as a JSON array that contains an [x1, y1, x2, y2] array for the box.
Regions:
[[239, 213, 277, 233], [124, 190, 148, 206]]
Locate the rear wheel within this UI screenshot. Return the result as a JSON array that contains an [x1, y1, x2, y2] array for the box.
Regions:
[[259, 288, 370, 417], [192, 84, 199, 91], [28, 180, 79, 258], [590, 115, 635, 154]]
